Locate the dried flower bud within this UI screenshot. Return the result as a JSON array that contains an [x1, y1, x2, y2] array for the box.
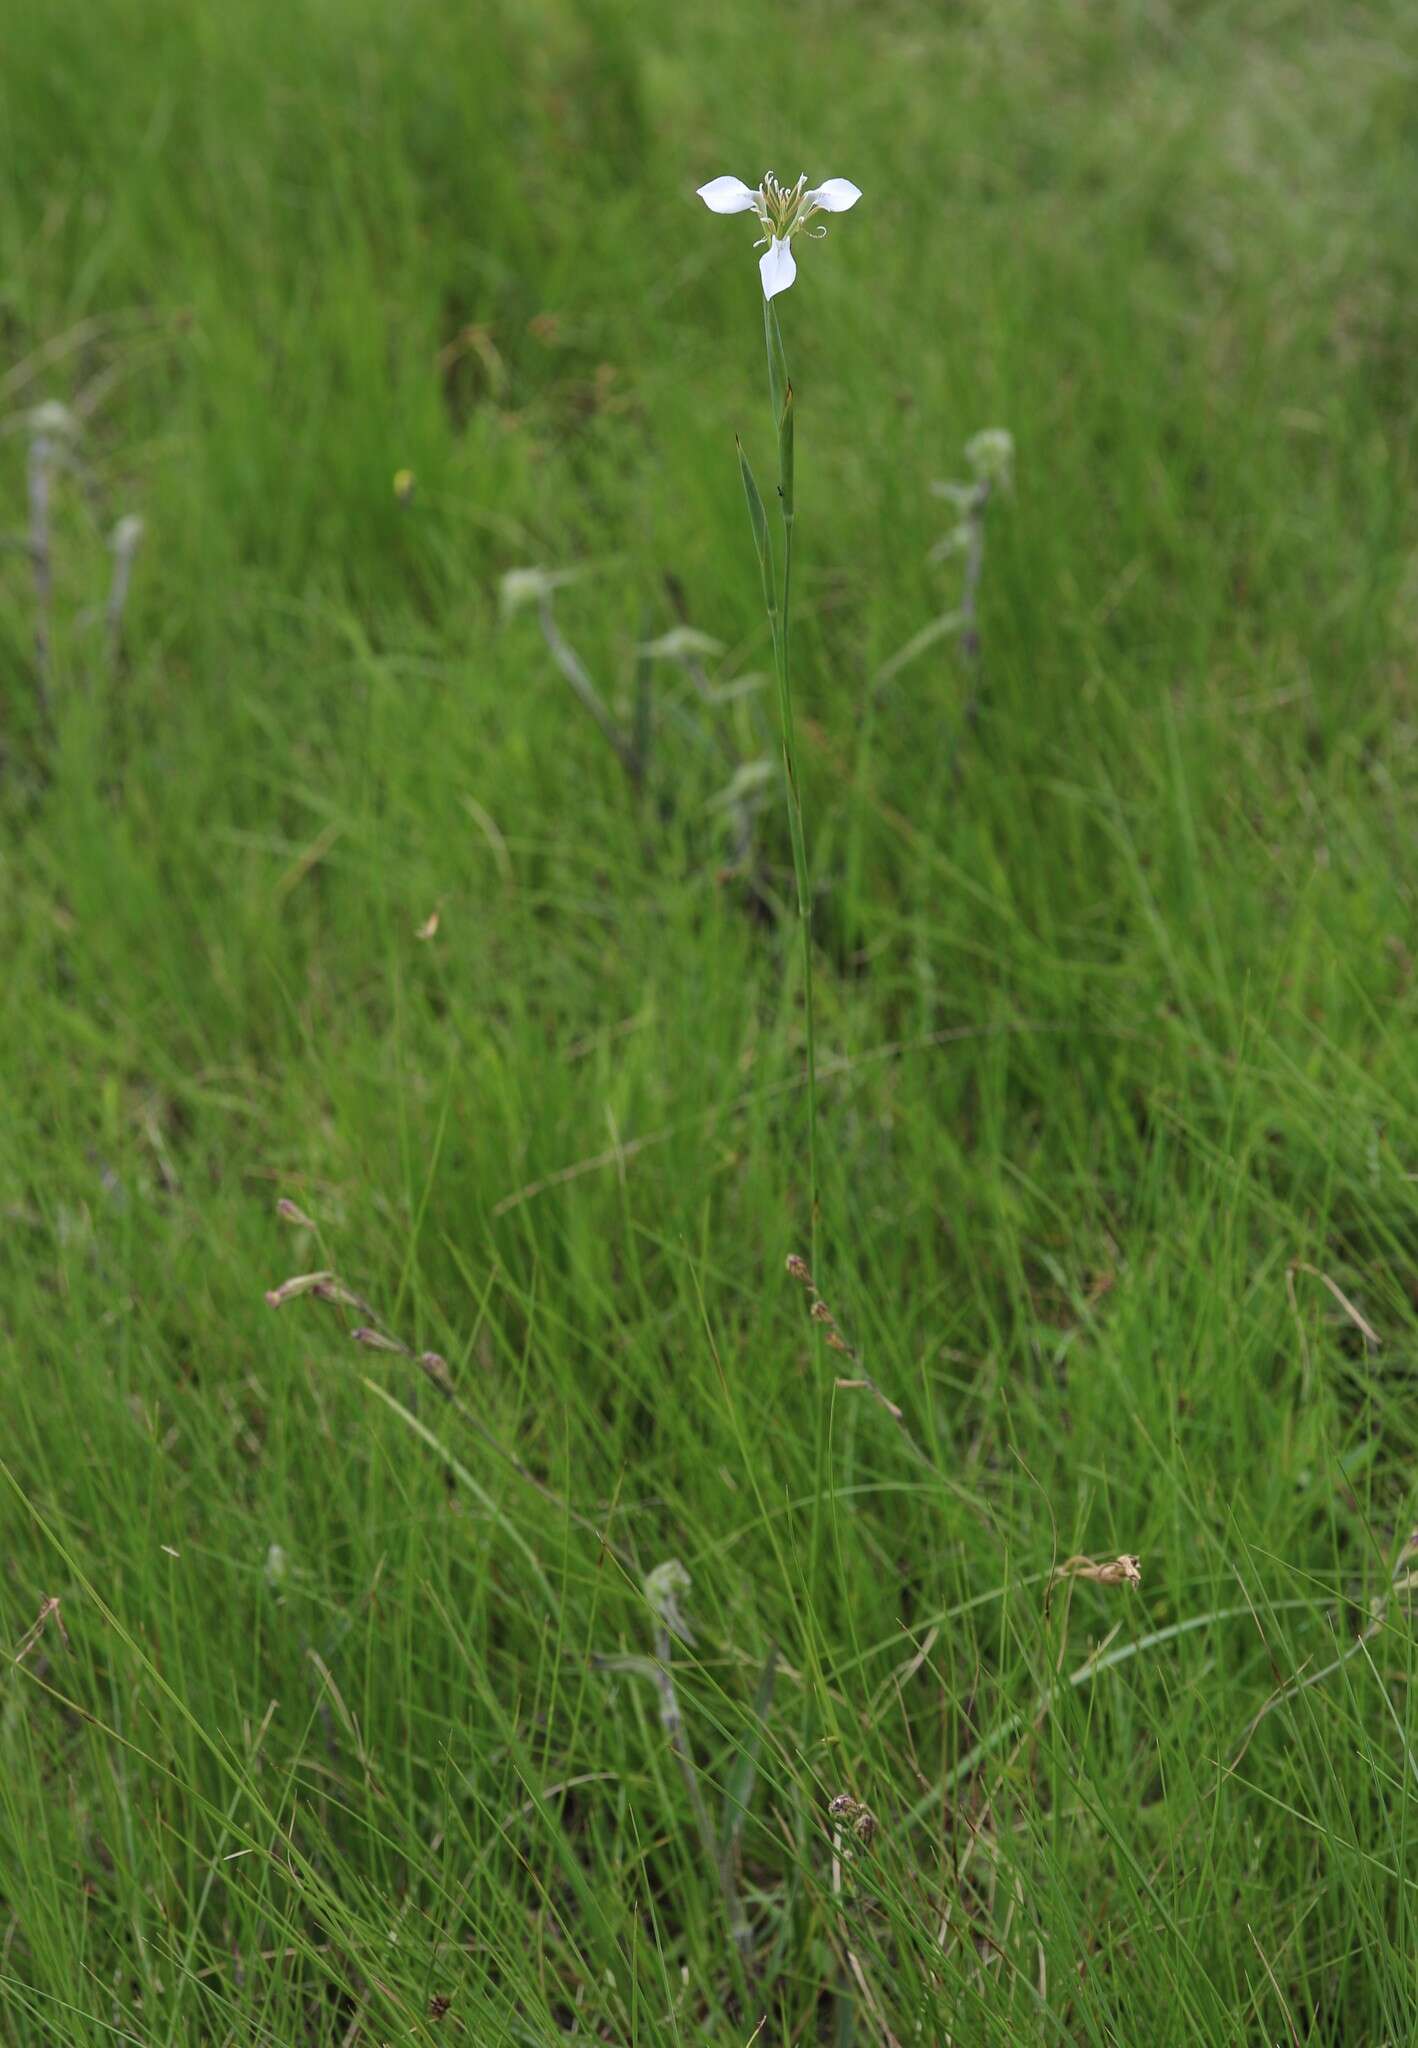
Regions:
[[1052, 1553, 1142, 1590], [350, 1326, 411, 1356], [824, 1330, 856, 1358], [264, 1270, 335, 1308], [785, 1253, 814, 1288], [419, 1351, 453, 1389], [828, 1792, 878, 1846], [809, 1299, 835, 1325], [310, 1276, 375, 1315], [276, 1197, 317, 1229]]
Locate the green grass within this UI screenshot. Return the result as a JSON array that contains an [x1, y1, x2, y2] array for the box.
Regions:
[[4, 0, 1418, 2038]]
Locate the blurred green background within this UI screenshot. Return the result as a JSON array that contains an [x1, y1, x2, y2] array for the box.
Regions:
[[4, 1, 1418, 2041]]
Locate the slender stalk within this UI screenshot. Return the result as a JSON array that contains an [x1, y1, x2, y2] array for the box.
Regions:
[[591, 1616, 754, 2006], [536, 593, 643, 789], [105, 516, 145, 676], [27, 429, 54, 714], [762, 298, 820, 1285], [949, 474, 990, 777], [736, 297, 835, 1661], [649, 1619, 753, 1972], [756, 298, 836, 1665]]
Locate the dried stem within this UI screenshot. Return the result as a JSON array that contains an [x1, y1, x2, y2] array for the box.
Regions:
[[10, 1596, 69, 1666], [1286, 1258, 1381, 1351], [828, 1798, 898, 2048], [785, 1255, 928, 1467]]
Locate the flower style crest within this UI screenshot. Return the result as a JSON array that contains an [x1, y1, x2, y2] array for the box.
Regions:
[[696, 170, 861, 300]]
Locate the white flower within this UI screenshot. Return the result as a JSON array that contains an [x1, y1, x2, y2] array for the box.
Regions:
[[28, 399, 77, 442], [696, 170, 861, 301], [498, 564, 586, 617], [964, 428, 1015, 488]]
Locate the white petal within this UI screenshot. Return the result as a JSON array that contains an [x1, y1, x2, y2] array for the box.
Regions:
[[759, 236, 797, 300], [807, 178, 861, 213], [697, 175, 758, 215]]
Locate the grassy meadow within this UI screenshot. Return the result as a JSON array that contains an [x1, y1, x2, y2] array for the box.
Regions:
[[4, 0, 1418, 2039]]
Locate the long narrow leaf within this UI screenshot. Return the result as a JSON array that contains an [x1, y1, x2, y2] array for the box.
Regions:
[[736, 436, 776, 619]]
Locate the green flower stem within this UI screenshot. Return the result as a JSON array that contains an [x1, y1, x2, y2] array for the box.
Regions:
[[763, 297, 820, 1288]]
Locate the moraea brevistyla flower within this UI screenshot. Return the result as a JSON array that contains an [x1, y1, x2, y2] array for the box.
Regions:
[[696, 171, 861, 300]]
